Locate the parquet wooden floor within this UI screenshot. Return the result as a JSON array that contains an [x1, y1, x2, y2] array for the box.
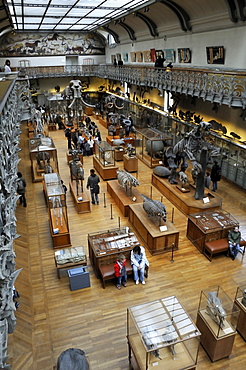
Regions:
[[8, 118, 246, 369]]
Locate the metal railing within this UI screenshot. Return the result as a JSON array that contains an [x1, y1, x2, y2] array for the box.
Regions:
[[22, 64, 246, 108]]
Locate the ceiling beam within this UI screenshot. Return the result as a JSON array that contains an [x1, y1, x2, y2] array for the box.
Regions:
[[117, 21, 136, 41], [159, 0, 191, 32], [133, 11, 158, 37]]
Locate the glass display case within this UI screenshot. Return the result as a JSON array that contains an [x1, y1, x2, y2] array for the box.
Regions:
[[94, 140, 115, 167], [88, 226, 139, 278], [54, 246, 87, 278], [127, 296, 201, 370], [196, 286, 239, 362], [43, 173, 65, 206], [135, 128, 172, 168], [186, 210, 239, 253], [234, 284, 246, 340], [42, 173, 71, 249], [29, 137, 58, 182]]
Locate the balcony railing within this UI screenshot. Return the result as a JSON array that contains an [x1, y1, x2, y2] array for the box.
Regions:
[[22, 64, 246, 108]]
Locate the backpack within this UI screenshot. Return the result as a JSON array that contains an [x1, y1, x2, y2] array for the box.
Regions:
[[17, 178, 25, 191]]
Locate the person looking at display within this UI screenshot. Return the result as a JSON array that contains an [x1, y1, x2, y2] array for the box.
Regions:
[[228, 226, 241, 260], [86, 169, 100, 204], [130, 245, 149, 285], [114, 254, 127, 290], [211, 160, 221, 192]]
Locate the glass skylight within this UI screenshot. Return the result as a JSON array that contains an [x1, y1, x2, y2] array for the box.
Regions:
[[6, 0, 152, 31]]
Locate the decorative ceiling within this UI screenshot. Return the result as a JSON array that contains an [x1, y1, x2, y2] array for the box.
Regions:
[[0, 1, 245, 41]]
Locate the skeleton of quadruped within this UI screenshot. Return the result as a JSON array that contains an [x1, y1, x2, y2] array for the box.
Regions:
[[141, 194, 167, 222]]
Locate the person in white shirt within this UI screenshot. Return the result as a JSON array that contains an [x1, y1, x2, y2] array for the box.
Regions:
[[4, 60, 11, 72]]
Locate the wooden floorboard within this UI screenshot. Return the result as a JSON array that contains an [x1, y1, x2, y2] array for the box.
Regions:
[[8, 120, 246, 369]]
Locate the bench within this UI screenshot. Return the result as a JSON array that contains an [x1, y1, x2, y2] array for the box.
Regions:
[[204, 238, 246, 261], [99, 260, 149, 289]]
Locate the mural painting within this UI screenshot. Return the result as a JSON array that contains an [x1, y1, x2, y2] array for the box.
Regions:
[[0, 32, 105, 57]]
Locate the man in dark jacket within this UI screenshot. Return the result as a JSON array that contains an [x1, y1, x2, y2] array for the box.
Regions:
[[86, 169, 100, 204], [211, 160, 221, 192], [228, 226, 241, 260], [17, 171, 27, 207]]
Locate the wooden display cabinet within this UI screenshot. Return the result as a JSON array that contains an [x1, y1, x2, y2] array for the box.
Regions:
[[115, 148, 125, 161], [29, 137, 58, 182], [196, 286, 239, 362], [107, 180, 143, 217], [129, 203, 179, 255], [93, 141, 118, 180], [69, 181, 91, 214], [88, 227, 139, 278], [234, 285, 246, 340], [152, 174, 222, 215], [43, 173, 71, 249], [186, 210, 238, 254], [127, 296, 201, 370], [54, 246, 87, 278], [135, 128, 172, 168], [123, 154, 138, 172]]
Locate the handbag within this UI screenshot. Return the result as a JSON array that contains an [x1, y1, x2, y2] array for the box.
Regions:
[[94, 184, 100, 194]]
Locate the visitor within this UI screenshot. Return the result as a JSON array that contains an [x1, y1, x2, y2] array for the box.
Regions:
[[87, 136, 94, 155], [228, 226, 241, 260], [16, 171, 27, 207], [211, 160, 221, 192], [61, 180, 67, 194], [4, 59, 11, 72], [86, 169, 100, 204], [114, 254, 127, 290], [204, 172, 211, 189], [130, 245, 149, 285]]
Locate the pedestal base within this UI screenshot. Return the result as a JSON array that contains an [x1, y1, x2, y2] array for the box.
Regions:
[[107, 180, 142, 217], [152, 174, 222, 215], [93, 155, 118, 180], [69, 181, 91, 213], [123, 154, 138, 172], [128, 203, 179, 255]]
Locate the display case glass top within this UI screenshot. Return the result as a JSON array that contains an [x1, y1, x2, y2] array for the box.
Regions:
[[127, 296, 200, 370], [197, 286, 239, 338], [235, 284, 246, 309], [95, 140, 115, 167], [88, 226, 139, 256], [43, 173, 64, 197], [188, 210, 238, 232], [29, 136, 56, 152]]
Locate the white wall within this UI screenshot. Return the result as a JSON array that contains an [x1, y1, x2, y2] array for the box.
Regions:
[[106, 26, 246, 69]]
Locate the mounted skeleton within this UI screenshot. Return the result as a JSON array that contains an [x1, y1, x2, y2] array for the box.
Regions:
[[52, 196, 63, 226], [69, 158, 84, 196], [141, 194, 167, 224], [117, 170, 139, 196], [206, 291, 226, 329], [36, 150, 50, 170]]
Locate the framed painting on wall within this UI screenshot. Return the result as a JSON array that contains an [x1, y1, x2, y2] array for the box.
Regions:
[[130, 52, 136, 62], [143, 50, 152, 62], [178, 48, 191, 63], [123, 52, 128, 62], [206, 46, 225, 64], [164, 49, 175, 63], [136, 51, 143, 62], [150, 48, 156, 62], [155, 49, 164, 60], [116, 53, 121, 61]]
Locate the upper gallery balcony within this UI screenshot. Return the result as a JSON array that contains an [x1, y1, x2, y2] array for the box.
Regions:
[[15, 64, 246, 109]]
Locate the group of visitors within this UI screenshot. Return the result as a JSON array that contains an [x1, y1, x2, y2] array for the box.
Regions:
[[114, 245, 149, 290]]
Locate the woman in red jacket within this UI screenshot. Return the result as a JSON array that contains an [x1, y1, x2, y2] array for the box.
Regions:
[[114, 254, 127, 290]]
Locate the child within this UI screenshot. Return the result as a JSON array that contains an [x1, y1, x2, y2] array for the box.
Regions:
[[204, 172, 211, 189], [114, 254, 127, 290]]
